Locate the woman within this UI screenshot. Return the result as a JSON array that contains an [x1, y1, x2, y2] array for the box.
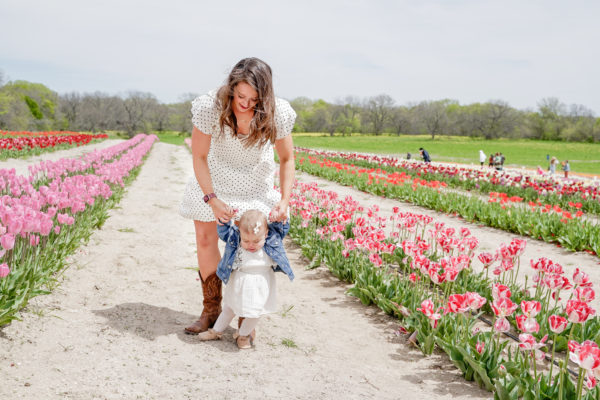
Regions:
[[179, 58, 296, 334], [478, 150, 486, 168]]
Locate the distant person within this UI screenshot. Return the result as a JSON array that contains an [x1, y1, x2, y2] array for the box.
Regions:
[[500, 153, 505, 168], [419, 147, 431, 163], [478, 150, 486, 167], [493, 153, 502, 171], [549, 156, 559, 175], [406, 152, 411, 160], [562, 160, 570, 178], [488, 154, 494, 168]]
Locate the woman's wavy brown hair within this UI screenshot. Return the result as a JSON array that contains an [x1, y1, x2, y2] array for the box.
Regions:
[[215, 57, 277, 148]]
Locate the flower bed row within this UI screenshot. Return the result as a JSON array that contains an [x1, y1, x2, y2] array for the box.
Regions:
[[0, 132, 108, 161], [295, 147, 600, 216], [288, 180, 599, 399], [1, 131, 88, 137], [0, 134, 157, 325], [294, 151, 600, 257]]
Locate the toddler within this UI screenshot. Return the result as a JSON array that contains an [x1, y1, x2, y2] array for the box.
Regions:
[[198, 209, 294, 349]]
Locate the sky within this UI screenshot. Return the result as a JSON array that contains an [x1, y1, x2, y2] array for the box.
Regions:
[[1, 0, 599, 114]]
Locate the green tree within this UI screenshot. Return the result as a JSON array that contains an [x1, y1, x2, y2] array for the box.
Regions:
[[0, 80, 60, 130]]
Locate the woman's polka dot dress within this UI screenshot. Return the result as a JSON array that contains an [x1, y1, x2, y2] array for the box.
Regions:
[[179, 90, 296, 222]]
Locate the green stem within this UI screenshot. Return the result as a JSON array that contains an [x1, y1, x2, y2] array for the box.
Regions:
[[549, 333, 557, 386], [576, 366, 584, 400], [533, 352, 539, 398]]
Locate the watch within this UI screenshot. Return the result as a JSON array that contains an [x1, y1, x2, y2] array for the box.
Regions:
[[203, 193, 217, 203]]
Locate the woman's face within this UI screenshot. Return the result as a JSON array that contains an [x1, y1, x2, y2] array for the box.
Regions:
[[232, 82, 259, 114]]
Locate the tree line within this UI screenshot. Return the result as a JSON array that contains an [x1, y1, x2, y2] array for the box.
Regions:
[[291, 95, 600, 142], [1, 75, 598, 142]]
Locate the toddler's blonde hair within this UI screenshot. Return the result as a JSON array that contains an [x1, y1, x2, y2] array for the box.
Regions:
[[239, 210, 268, 236]]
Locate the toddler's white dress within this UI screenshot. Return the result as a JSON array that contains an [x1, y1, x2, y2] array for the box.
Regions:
[[223, 248, 277, 318]]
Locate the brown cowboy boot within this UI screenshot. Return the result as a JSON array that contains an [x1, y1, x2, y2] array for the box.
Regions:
[[184, 272, 222, 334]]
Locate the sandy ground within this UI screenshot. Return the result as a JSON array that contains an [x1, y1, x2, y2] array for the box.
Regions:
[[1, 140, 598, 399]]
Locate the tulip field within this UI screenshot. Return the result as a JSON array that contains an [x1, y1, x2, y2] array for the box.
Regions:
[[288, 147, 600, 399], [0, 130, 108, 161], [2, 135, 599, 398], [0, 133, 157, 325], [294, 148, 600, 256]]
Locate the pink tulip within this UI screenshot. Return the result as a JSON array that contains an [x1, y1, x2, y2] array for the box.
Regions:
[[0, 233, 15, 250], [585, 375, 597, 390], [476, 342, 485, 354], [492, 283, 511, 301], [569, 340, 600, 376], [446, 294, 470, 314], [368, 252, 382, 267], [530, 257, 554, 272], [465, 292, 487, 311], [494, 317, 510, 333], [492, 297, 518, 318], [520, 300, 541, 318], [566, 300, 596, 323], [576, 287, 596, 303], [519, 333, 547, 360], [516, 314, 540, 333], [0, 263, 10, 278], [573, 268, 592, 288], [477, 252, 496, 268], [548, 315, 568, 334]]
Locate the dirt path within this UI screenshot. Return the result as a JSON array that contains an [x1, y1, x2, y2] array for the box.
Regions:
[[0, 142, 492, 399]]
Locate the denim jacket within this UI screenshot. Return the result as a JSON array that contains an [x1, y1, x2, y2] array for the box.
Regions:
[[216, 220, 294, 284]]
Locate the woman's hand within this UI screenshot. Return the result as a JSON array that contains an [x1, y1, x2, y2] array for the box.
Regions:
[[269, 200, 289, 222], [210, 199, 236, 225]]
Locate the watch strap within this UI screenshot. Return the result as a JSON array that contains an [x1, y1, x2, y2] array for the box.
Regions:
[[203, 193, 217, 203]]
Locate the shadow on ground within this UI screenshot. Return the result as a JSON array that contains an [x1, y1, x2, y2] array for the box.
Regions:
[[94, 302, 206, 343]]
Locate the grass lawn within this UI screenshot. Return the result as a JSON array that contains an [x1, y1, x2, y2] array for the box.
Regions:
[[292, 133, 600, 175], [103, 131, 187, 146]]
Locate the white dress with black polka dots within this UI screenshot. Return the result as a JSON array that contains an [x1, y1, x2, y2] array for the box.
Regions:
[[179, 90, 296, 222]]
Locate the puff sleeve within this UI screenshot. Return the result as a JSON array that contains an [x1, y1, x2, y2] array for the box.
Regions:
[[191, 93, 220, 135], [274, 98, 297, 140]]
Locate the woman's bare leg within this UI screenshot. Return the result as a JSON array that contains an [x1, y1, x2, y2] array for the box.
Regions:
[[194, 220, 220, 279]]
